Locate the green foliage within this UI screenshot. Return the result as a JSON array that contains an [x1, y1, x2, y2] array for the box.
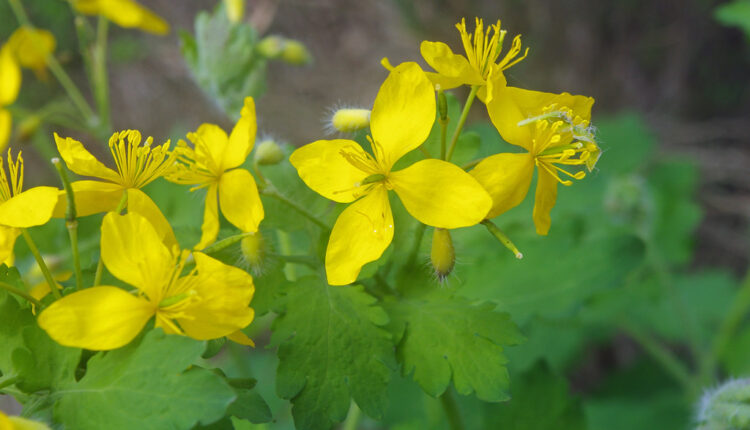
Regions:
[[272, 277, 395, 430], [53, 330, 236, 430], [484, 363, 586, 429], [181, 5, 268, 117], [715, 0, 750, 39], [385, 292, 523, 401]]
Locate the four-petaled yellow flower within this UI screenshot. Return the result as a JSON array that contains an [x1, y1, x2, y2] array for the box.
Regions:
[[167, 97, 264, 250], [70, 0, 170, 35], [470, 85, 599, 235], [38, 211, 255, 350], [53, 130, 178, 248], [0, 150, 59, 265], [384, 17, 527, 103], [290, 62, 492, 285]]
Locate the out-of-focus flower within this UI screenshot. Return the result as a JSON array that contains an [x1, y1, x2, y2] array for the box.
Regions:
[[70, 0, 170, 35]]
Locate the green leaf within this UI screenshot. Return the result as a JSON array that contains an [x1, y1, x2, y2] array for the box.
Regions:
[[384, 293, 524, 402], [12, 324, 80, 393], [272, 277, 394, 430], [184, 6, 267, 117], [54, 329, 236, 430], [484, 362, 585, 429], [227, 387, 273, 423], [0, 285, 34, 376]]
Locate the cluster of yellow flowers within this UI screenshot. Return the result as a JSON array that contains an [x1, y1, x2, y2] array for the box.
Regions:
[[26, 95, 261, 351], [293, 18, 600, 285]]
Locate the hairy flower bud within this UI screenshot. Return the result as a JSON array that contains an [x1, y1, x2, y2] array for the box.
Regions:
[[256, 35, 284, 58], [331, 108, 371, 133], [241, 232, 265, 274], [697, 379, 750, 429], [430, 228, 455, 281], [280, 39, 312, 65], [254, 139, 285, 165]]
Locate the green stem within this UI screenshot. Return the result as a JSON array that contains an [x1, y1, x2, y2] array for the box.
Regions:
[[704, 273, 750, 384], [93, 16, 111, 131], [342, 401, 362, 430], [0, 281, 43, 309], [94, 191, 128, 286], [253, 160, 268, 187], [200, 231, 255, 254], [52, 159, 82, 291], [461, 157, 485, 171], [481, 220, 523, 259], [440, 390, 465, 430], [445, 85, 479, 162], [20, 229, 60, 300], [261, 187, 329, 231], [8, 0, 98, 126], [267, 252, 317, 268], [276, 230, 296, 281], [621, 322, 696, 394], [439, 118, 449, 160], [418, 145, 432, 159], [0, 376, 21, 391]]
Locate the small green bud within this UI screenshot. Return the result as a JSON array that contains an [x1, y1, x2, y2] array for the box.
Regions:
[[254, 139, 285, 165], [17, 115, 41, 141], [430, 228, 455, 281], [241, 232, 265, 274], [331, 108, 371, 133], [256, 35, 285, 58], [697, 379, 750, 429], [437, 88, 448, 122], [280, 39, 312, 65]]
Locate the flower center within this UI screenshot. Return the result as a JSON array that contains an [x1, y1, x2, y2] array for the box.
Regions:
[[524, 105, 600, 186], [456, 18, 529, 80], [108, 130, 176, 189]]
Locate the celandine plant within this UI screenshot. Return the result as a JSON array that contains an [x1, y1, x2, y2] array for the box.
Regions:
[[12, 3, 718, 430]]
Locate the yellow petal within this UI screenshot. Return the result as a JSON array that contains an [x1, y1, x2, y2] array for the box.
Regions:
[[38, 286, 153, 350], [0, 109, 10, 151], [289, 139, 371, 203], [326, 186, 394, 285], [190, 124, 229, 175], [127, 188, 178, 252], [223, 97, 257, 171], [470, 152, 535, 218], [52, 180, 124, 218], [390, 159, 491, 228], [29, 271, 71, 301], [219, 168, 264, 233], [0, 45, 21, 106], [54, 133, 120, 183], [0, 186, 59, 228], [227, 330, 255, 346], [533, 169, 559, 236], [196, 183, 220, 249], [420, 41, 484, 86], [80, 0, 170, 35], [487, 86, 595, 150], [6, 27, 56, 72], [370, 62, 436, 167], [101, 211, 174, 299], [8, 415, 51, 430], [479, 69, 507, 104], [176, 252, 255, 340], [0, 226, 20, 264]]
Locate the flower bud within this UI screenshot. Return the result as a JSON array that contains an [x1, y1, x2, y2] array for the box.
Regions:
[[224, 0, 245, 23], [697, 379, 750, 429], [256, 35, 285, 58], [430, 228, 455, 281], [331, 108, 370, 133], [280, 39, 312, 65], [254, 139, 285, 165], [437, 88, 448, 122], [241, 232, 265, 274]]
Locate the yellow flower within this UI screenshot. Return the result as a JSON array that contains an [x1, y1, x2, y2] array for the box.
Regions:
[[0, 44, 21, 151], [0, 150, 59, 265], [167, 97, 264, 250], [383, 17, 527, 103], [470, 85, 599, 235], [70, 0, 169, 35], [290, 62, 491, 285], [38, 211, 255, 350], [53, 130, 178, 248], [6, 27, 56, 80], [0, 410, 50, 430]]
